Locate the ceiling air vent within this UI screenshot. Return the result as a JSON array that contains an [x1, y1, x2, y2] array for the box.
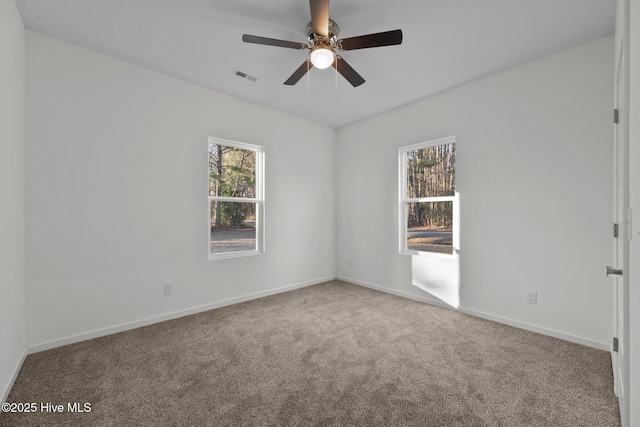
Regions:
[[233, 69, 257, 82]]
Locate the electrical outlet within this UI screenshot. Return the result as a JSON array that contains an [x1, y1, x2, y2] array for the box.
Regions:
[[526, 290, 537, 304], [164, 283, 173, 296]]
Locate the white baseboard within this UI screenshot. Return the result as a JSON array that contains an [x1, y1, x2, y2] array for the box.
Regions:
[[338, 275, 610, 352], [25, 273, 610, 355], [457, 307, 610, 351], [27, 276, 335, 355], [337, 275, 452, 308], [1, 347, 27, 404]]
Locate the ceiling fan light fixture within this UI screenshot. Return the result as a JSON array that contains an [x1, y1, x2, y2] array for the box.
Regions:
[[309, 46, 335, 69]]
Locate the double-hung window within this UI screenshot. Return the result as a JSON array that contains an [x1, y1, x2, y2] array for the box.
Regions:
[[399, 136, 457, 256], [208, 137, 264, 260]]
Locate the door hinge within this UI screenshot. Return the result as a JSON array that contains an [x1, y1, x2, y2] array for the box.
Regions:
[[613, 337, 619, 352], [614, 108, 619, 124], [614, 223, 619, 238]]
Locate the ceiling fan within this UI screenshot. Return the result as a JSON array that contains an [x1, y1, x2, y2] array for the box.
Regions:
[[241, 0, 403, 87]]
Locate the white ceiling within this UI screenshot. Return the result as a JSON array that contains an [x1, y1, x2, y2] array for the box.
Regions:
[[16, 0, 615, 128]]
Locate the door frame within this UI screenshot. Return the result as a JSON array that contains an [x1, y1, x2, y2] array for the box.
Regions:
[[613, 1, 630, 424]]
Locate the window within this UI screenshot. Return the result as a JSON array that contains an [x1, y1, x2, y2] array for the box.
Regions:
[[399, 136, 457, 256], [208, 137, 264, 259]]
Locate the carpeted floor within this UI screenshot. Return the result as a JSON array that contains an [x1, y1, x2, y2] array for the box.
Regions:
[[1, 280, 620, 426]]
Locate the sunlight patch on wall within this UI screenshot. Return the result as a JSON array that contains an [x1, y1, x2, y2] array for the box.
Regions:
[[411, 254, 460, 308]]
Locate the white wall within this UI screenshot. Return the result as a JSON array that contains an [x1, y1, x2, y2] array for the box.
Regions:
[[24, 31, 336, 349], [337, 36, 614, 349], [0, 0, 26, 401]]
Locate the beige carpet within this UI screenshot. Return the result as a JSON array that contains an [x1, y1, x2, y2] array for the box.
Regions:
[[1, 280, 620, 426]]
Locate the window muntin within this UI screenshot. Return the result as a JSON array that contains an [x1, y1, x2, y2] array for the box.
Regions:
[[208, 138, 264, 259], [400, 137, 456, 257]]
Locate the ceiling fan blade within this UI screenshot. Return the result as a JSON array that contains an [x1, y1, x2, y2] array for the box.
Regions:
[[309, 0, 330, 37], [242, 34, 307, 50], [333, 56, 365, 87], [338, 29, 403, 51], [284, 60, 312, 85]]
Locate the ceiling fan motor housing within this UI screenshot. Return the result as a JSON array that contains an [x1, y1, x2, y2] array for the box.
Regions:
[[306, 19, 340, 45]]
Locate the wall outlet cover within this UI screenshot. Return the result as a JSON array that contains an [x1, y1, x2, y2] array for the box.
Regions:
[[526, 291, 537, 304]]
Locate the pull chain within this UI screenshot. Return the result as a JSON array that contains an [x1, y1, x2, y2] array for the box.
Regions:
[[306, 58, 310, 102], [334, 57, 338, 102]]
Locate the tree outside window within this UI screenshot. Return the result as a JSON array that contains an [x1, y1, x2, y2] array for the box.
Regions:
[[400, 136, 457, 256], [208, 137, 264, 259]]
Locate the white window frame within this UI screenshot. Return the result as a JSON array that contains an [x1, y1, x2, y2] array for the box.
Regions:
[[399, 136, 458, 258], [208, 137, 265, 260]]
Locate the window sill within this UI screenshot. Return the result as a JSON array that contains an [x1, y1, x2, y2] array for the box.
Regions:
[[401, 249, 457, 260], [208, 250, 263, 261]]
